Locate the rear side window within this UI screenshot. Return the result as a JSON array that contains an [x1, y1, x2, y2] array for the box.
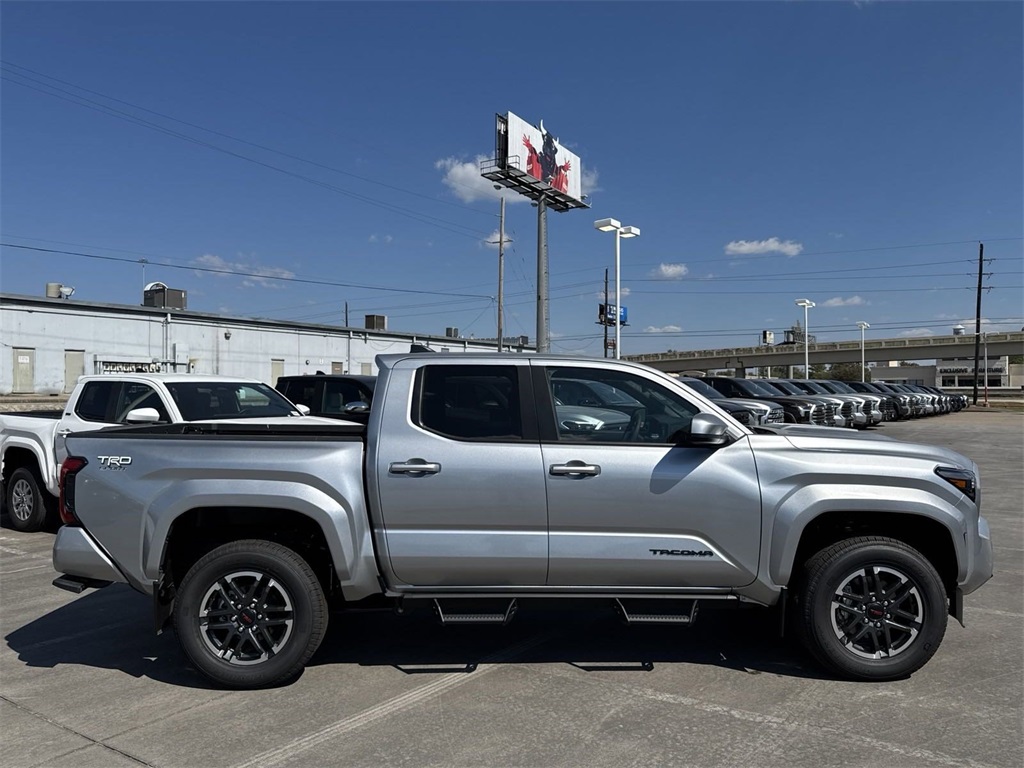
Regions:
[[75, 380, 119, 422], [414, 365, 523, 440]]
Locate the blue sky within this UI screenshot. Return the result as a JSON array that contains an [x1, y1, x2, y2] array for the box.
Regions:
[[2, 1, 1021, 356]]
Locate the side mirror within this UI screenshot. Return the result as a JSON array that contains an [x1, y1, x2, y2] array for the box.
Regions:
[[295, 404, 311, 416], [675, 413, 731, 448], [343, 401, 370, 416], [125, 407, 161, 424]]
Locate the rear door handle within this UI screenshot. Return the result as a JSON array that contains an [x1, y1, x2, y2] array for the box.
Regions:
[[389, 459, 441, 475], [549, 462, 601, 477]]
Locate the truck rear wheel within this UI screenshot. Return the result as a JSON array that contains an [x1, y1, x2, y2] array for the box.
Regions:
[[796, 536, 947, 681], [173, 539, 328, 689], [5, 466, 53, 532]]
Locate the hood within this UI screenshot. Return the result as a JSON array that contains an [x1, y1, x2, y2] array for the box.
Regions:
[[757, 424, 974, 468]]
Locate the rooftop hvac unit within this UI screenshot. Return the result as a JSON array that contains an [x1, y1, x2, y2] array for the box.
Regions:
[[144, 282, 187, 310], [365, 314, 387, 331], [46, 282, 61, 298], [445, 327, 459, 338]]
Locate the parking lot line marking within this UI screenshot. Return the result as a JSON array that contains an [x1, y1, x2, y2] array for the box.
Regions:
[[232, 632, 556, 768], [524, 665, 1004, 768], [0, 543, 51, 561], [0, 563, 52, 574]]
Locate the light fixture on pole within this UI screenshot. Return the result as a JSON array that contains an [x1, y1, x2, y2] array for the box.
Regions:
[[595, 218, 640, 359], [794, 298, 815, 376], [856, 321, 870, 382]]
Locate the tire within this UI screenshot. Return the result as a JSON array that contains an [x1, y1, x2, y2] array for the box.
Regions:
[[795, 536, 947, 681], [5, 466, 54, 532], [173, 539, 328, 689]]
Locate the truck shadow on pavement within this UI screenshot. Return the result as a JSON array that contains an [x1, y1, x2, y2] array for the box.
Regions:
[[7, 588, 836, 688]]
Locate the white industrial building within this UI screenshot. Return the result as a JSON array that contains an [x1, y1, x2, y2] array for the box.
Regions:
[[1, 292, 525, 395]]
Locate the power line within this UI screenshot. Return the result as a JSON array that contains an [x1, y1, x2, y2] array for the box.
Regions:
[[0, 243, 492, 299], [1, 71, 491, 241]]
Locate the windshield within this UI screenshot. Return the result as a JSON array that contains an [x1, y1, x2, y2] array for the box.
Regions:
[[798, 380, 831, 395], [738, 379, 783, 397], [827, 380, 857, 394], [679, 377, 723, 400], [167, 382, 302, 420], [766, 380, 803, 395]]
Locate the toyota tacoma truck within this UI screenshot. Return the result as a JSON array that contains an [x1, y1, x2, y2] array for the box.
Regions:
[[1, 374, 321, 531], [52, 353, 992, 689]]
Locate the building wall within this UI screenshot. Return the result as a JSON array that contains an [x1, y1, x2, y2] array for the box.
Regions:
[[1, 295, 510, 395]]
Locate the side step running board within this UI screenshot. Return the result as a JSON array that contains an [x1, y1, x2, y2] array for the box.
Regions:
[[433, 598, 518, 626], [614, 598, 699, 625], [53, 575, 112, 594]]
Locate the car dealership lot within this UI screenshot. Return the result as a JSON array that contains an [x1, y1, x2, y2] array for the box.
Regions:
[[2, 411, 1021, 768]]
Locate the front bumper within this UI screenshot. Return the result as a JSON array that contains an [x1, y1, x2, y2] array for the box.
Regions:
[[961, 514, 994, 596], [52, 526, 127, 585]]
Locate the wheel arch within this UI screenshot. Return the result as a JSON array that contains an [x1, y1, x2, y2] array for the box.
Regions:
[[782, 510, 960, 602]]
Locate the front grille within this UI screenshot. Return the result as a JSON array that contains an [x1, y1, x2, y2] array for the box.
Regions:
[[823, 404, 837, 425], [765, 408, 785, 424], [811, 404, 827, 425], [840, 402, 854, 419], [862, 401, 873, 416]]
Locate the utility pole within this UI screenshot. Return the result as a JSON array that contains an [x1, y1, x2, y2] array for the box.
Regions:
[[344, 301, 349, 327], [603, 268, 609, 358], [972, 242, 984, 405], [497, 196, 505, 353]]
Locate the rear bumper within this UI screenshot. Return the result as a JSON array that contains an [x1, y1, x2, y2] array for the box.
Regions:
[[52, 526, 127, 586]]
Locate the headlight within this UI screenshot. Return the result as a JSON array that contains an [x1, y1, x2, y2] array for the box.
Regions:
[[936, 466, 977, 501]]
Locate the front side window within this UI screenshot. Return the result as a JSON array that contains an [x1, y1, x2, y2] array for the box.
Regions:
[[168, 382, 299, 420], [414, 365, 522, 440], [546, 367, 698, 444], [115, 382, 170, 422]]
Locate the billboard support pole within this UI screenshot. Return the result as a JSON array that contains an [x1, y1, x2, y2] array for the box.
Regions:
[[537, 195, 549, 353], [498, 195, 505, 353]]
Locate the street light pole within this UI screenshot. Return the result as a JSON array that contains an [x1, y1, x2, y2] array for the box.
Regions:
[[857, 321, 870, 381], [595, 218, 640, 360], [795, 299, 815, 376]]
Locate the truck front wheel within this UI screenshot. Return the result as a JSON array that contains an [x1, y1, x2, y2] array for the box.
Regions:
[[796, 537, 947, 681], [5, 466, 54, 532], [173, 539, 328, 689]]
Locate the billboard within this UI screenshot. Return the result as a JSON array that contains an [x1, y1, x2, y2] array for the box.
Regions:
[[502, 112, 583, 204]]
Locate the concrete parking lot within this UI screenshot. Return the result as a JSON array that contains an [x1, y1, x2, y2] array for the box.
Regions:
[[2, 411, 1021, 768]]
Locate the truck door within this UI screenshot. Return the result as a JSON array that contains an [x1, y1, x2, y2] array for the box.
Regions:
[[535, 363, 762, 588], [371, 362, 547, 587]]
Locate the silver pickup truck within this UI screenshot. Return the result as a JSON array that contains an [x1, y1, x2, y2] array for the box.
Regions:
[[53, 353, 992, 689]]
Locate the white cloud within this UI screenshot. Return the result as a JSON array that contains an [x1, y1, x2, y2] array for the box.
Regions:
[[650, 263, 689, 280], [724, 237, 804, 257], [644, 325, 682, 333], [594, 286, 631, 299], [581, 167, 601, 197], [829, 232, 845, 239], [191, 253, 294, 289], [822, 295, 867, 307], [482, 229, 514, 250], [436, 155, 528, 204], [898, 328, 936, 338], [368, 234, 377, 243], [368, 234, 393, 244]]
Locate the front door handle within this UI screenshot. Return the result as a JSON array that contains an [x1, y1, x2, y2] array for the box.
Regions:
[[549, 461, 601, 477], [57, 429, 72, 436], [389, 459, 441, 475]]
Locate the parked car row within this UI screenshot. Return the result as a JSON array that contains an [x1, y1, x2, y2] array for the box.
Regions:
[[697, 376, 967, 428]]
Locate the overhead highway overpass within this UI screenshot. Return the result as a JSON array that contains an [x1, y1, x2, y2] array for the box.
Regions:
[[626, 331, 1024, 375]]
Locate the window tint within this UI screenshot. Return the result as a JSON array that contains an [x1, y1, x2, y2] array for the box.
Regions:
[[168, 382, 298, 420], [415, 365, 522, 440], [324, 380, 372, 414], [546, 367, 698, 444], [115, 383, 170, 423], [76, 380, 119, 422], [281, 380, 319, 410]]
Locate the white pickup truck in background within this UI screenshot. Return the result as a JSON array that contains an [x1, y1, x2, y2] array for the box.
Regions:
[[0, 373, 324, 531]]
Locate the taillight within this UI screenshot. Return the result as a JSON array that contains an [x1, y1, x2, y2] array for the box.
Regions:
[[59, 456, 88, 526]]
